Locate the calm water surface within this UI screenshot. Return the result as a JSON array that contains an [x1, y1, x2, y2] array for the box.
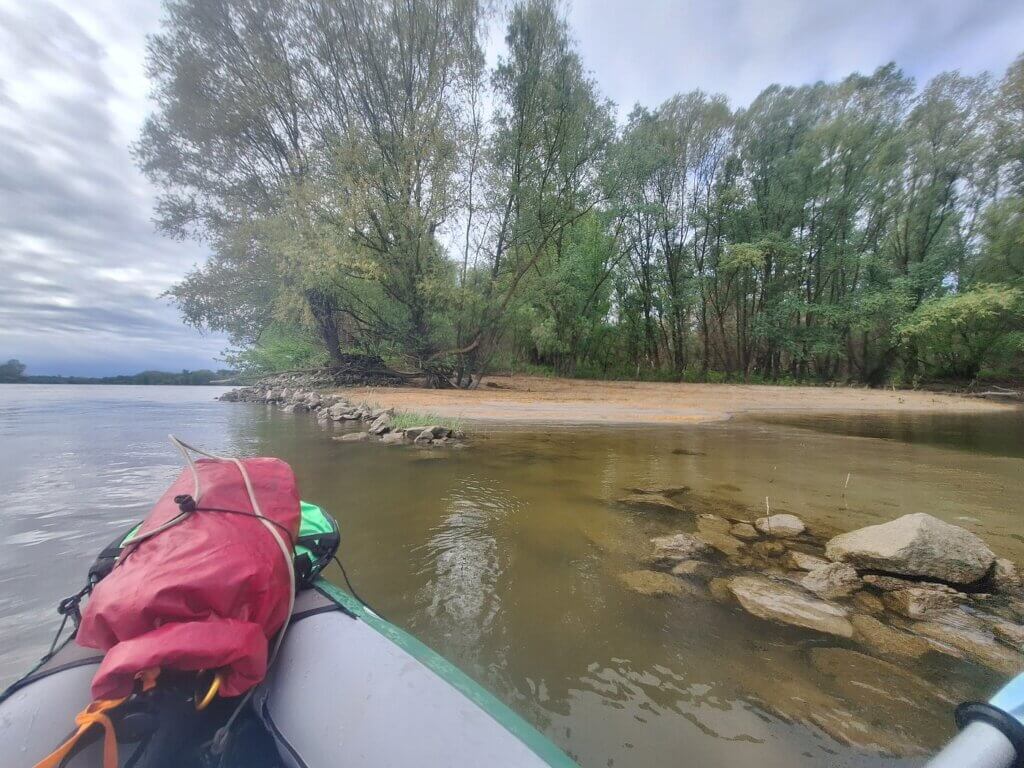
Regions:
[[2, 384, 1023, 767]]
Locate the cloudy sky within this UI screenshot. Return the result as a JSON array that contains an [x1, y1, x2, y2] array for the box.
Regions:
[[1, 0, 1022, 376]]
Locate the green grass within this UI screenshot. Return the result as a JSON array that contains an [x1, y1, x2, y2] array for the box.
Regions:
[[390, 410, 464, 433]]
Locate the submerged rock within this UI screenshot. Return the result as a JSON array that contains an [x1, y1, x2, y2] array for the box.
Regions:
[[381, 431, 405, 444], [750, 540, 787, 558], [989, 618, 1024, 652], [619, 570, 685, 597], [825, 512, 995, 584], [727, 576, 853, 638], [698, 530, 745, 558], [882, 585, 961, 620], [616, 493, 683, 513], [334, 431, 369, 442], [671, 560, 714, 579], [729, 522, 759, 541], [650, 533, 712, 563], [850, 614, 933, 659], [801, 562, 862, 600], [784, 550, 829, 572], [754, 513, 805, 538], [809, 647, 954, 710], [696, 514, 732, 535], [907, 611, 1024, 676], [850, 591, 886, 616]]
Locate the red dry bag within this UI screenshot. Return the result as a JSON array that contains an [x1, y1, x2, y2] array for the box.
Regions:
[[76, 452, 300, 700]]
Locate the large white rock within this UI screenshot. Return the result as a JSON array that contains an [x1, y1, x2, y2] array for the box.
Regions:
[[728, 576, 853, 637], [825, 513, 995, 584], [754, 514, 805, 538]]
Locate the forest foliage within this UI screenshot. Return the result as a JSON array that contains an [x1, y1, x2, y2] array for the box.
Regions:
[[143, 0, 1024, 386]]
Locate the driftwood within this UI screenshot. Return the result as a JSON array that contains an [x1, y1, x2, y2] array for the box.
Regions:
[[965, 386, 1024, 401]]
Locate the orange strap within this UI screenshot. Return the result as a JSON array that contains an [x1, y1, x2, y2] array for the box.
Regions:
[[32, 697, 127, 768]]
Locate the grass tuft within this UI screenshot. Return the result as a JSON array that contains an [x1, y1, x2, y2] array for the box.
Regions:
[[390, 410, 464, 433]]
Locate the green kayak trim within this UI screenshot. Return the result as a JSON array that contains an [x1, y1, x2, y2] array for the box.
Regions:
[[314, 578, 577, 768]]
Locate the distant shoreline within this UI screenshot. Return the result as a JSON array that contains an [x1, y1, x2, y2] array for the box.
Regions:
[[0, 380, 229, 386]]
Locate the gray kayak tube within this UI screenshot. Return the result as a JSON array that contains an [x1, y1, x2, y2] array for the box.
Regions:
[[257, 580, 576, 768], [0, 640, 109, 766], [926, 672, 1024, 768]]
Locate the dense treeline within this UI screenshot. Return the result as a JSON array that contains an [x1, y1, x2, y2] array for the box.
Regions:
[[148, 0, 1024, 386], [0, 359, 233, 385]]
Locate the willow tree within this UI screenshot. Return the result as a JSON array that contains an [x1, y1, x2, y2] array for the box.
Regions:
[[142, 0, 485, 370]]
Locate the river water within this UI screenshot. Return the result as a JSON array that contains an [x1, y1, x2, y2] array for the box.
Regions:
[[2, 384, 1023, 767]]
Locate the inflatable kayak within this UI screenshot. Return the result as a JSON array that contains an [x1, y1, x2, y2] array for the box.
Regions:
[[0, 439, 574, 768], [0, 577, 574, 767]]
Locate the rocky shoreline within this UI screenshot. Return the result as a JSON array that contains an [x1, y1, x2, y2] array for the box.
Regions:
[[220, 374, 467, 448], [619, 495, 1024, 676]]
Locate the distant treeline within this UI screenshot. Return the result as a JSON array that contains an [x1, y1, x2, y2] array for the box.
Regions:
[[0, 359, 235, 385], [143, 0, 1024, 387]]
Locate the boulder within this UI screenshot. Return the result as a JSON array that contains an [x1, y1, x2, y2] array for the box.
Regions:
[[650, 533, 712, 563], [304, 392, 322, 409], [784, 550, 829, 572], [908, 611, 1024, 676], [327, 402, 350, 421], [729, 523, 760, 541], [619, 570, 684, 597], [381, 431, 405, 444], [754, 514, 805, 538], [882, 585, 961, 620], [334, 431, 369, 442], [413, 429, 434, 445], [727, 576, 854, 638], [801, 563, 862, 600], [991, 558, 1023, 594], [850, 614, 933, 659], [368, 413, 393, 436], [825, 513, 995, 584]]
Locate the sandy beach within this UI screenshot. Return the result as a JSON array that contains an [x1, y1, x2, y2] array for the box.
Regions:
[[344, 376, 1014, 425]]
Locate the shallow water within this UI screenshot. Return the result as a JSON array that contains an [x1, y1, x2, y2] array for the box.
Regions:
[[1, 384, 1023, 767]]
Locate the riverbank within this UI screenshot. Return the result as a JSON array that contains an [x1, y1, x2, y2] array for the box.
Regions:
[[341, 375, 1013, 426]]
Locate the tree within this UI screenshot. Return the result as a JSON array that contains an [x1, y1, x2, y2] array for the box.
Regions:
[[0, 359, 26, 382]]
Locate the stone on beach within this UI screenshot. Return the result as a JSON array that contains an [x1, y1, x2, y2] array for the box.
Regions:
[[825, 512, 995, 584], [727, 576, 854, 638], [381, 431, 405, 444], [368, 413, 393, 435], [754, 513, 806, 538]]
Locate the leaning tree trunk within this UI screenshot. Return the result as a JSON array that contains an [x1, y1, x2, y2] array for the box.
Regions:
[[305, 289, 344, 366]]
